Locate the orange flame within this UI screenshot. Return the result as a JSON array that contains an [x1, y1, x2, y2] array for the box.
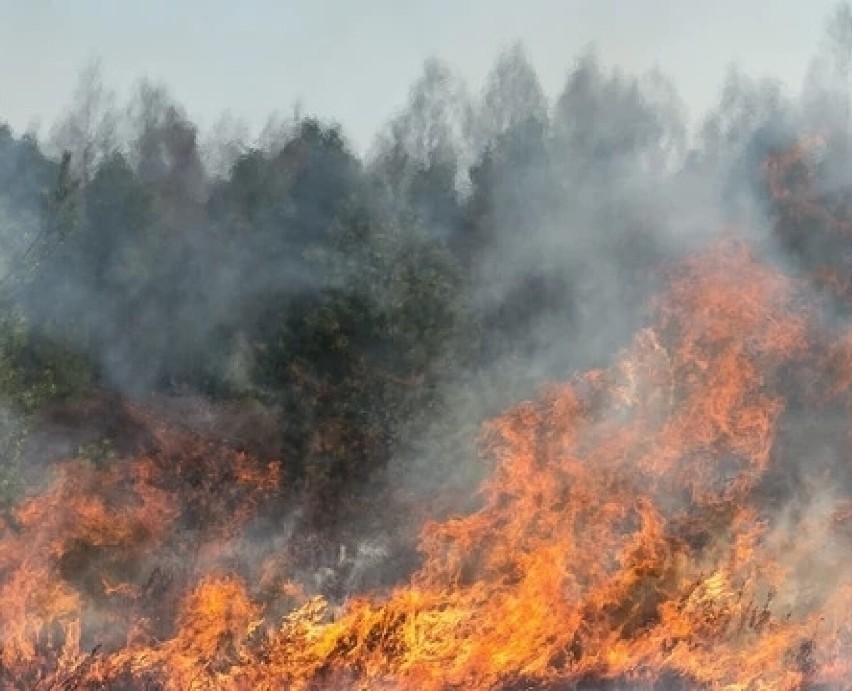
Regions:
[[7, 141, 852, 688]]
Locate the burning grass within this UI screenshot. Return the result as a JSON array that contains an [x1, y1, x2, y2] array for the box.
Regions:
[[6, 144, 852, 688], [2, 238, 852, 689]]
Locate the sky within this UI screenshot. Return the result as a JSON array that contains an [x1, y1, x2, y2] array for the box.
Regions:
[[0, 1, 844, 154]]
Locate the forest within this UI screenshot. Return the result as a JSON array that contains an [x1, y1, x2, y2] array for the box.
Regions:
[[0, 44, 699, 518], [0, 33, 843, 509]]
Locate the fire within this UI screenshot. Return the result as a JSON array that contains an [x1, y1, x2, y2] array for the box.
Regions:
[[6, 142, 852, 688], [243, 237, 852, 690], [246, 240, 827, 690]]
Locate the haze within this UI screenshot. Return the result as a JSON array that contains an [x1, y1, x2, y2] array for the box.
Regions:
[[0, 0, 840, 151]]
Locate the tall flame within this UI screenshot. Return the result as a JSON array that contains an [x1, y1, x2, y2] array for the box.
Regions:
[[5, 141, 852, 688], [246, 239, 843, 690]]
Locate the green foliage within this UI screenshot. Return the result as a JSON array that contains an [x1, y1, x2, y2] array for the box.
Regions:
[[255, 207, 477, 499], [0, 139, 94, 506], [0, 46, 709, 517], [0, 304, 95, 508]]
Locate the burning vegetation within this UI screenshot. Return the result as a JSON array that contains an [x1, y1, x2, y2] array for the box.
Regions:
[[3, 137, 852, 688], [9, 6, 852, 690]]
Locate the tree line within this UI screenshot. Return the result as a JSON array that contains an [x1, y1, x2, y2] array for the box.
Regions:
[[2, 18, 852, 511]]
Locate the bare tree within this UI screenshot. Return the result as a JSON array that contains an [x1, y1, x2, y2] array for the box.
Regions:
[[699, 67, 785, 162], [49, 59, 118, 184], [372, 59, 473, 200], [478, 42, 548, 145], [126, 78, 205, 204]]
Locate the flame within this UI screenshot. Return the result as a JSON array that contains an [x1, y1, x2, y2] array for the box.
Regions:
[[6, 140, 852, 688], [244, 239, 834, 690]]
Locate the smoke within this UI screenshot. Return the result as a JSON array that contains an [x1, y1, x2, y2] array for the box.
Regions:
[[0, 26, 813, 527], [0, 15, 832, 517], [6, 5, 852, 687], [383, 50, 767, 499]]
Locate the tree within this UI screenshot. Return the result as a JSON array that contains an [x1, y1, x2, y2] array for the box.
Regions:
[[459, 46, 551, 262], [553, 53, 684, 179], [126, 79, 206, 208], [202, 111, 250, 180], [49, 60, 118, 185], [477, 42, 548, 146], [0, 139, 95, 506], [371, 60, 471, 238], [255, 206, 475, 517], [699, 67, 786, 165]]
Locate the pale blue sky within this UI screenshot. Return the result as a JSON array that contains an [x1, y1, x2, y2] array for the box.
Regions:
[[0, 1, 842, 152]]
